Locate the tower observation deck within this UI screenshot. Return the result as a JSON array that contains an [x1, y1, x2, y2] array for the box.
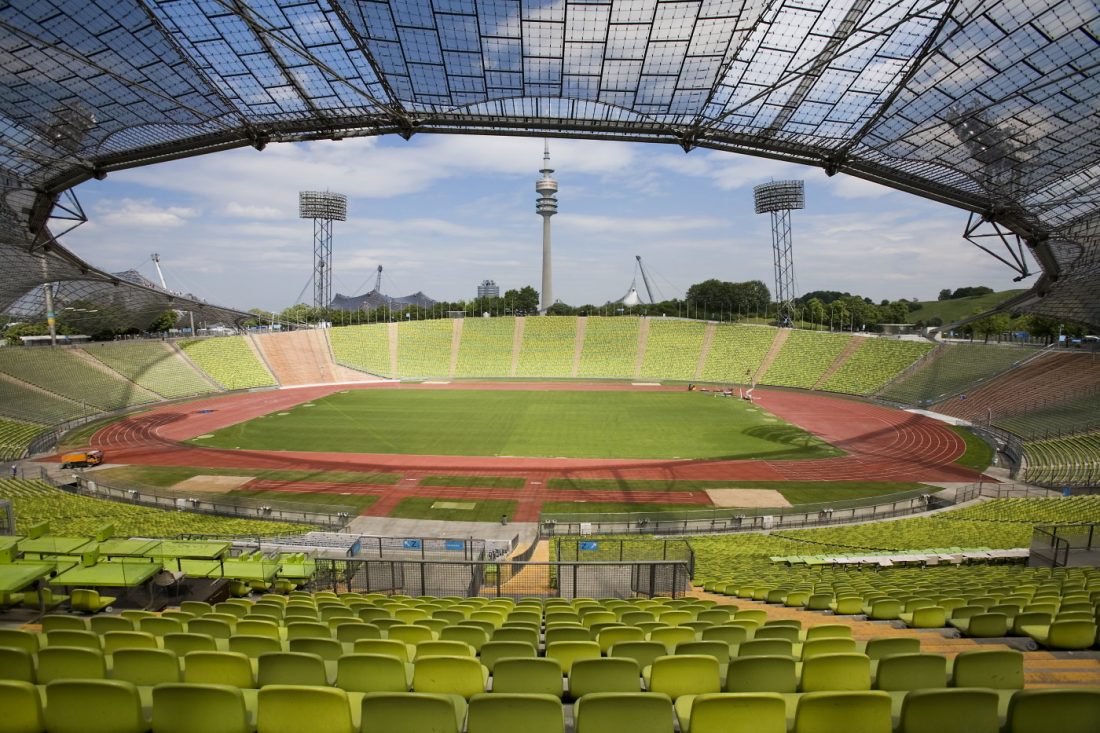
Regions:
[[535, 141, 558, 314]]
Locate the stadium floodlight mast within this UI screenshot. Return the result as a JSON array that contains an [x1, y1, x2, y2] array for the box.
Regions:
[[754, 181, 805, 327], [299, 191, 347, 311]]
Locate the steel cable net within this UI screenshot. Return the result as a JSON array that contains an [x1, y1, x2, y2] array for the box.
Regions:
[[0, 0, 1098, 325]]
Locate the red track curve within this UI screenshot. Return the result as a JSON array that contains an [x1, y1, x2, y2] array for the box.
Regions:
[[71, 383, 984, 522]]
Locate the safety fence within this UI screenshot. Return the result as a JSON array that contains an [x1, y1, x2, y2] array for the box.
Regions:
[[311, 558, 692, 599], [1030, 523, 1100, 568]]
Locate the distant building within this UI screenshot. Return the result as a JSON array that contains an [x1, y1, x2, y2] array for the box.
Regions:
[[477, 279, 500, 299]]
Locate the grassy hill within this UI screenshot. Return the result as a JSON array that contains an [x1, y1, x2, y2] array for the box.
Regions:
[[906, 289, 1026, 325]]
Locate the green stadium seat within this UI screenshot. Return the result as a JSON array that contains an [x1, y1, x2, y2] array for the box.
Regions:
[[257, 685, 353, 733], [43, 679, 146, 733], [359, 691, 468, 733], [898, 688, 1000, 733], [674, 692, 787, 733]]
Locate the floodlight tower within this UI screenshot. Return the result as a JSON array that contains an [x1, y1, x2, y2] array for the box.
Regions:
[[535, 141, 558, 314], [753, 181, 805, 327], [299, 191, 347, 310]]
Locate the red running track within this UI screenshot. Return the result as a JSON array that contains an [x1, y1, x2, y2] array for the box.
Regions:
[[74, 383, 985, 521]]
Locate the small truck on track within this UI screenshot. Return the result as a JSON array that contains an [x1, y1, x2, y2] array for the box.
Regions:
[[60, 450, 103, 469]]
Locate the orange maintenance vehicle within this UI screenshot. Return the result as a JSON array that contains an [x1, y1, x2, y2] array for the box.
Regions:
[[60, 450, 103, 469]]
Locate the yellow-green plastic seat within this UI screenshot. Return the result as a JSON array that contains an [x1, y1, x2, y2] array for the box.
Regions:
[[288, 637, 343, 661], [0, 647, 35, 683], [439, 625, 489, 652], [183, 650, 257, 688], [608, 641, 667, 670], [800, 638, 857, 660], [236, 619, 281, 639], [949, 612, 1010, 638], [700, 625, 749, 646], [70, 589, 116, 613], [257, 651, 329, 687], [359, 691, 468, 733], [950, 649, 1024, 689], [675, 640, 732, 666], [0, 680, 44, 733], [737, 639, 794, 658], [467, 692, 563, 733], [188, 618, 234, 640], [568, 657, 641, 698], [110, 647, 181, 686], [674, 692, 786, 733], [1005, 688, 1100, 733], [257, 685, 354, 733], [799, 653, 872, 692], [45, 629, 101, 650], [478, 640, 536, 672], [491, 626, 540, 647], [898, 688, 1000, 733], [163, 632, 218, 656], [545, 641, 601, 677], [862, 638, 920, 660], [336, 653, 413, 693], [102, 630, 159, 654], [89, 616, 134, 634], [413, 640, 475, 660], [1022, 620, 1098, 651], [724, 655, 797, 693], [793, 690, 893, 733], [574, 691, 674, 733], [643, 655, 720, 700], [596, 626, 645, 654], [286, 621, 332, 640], [43, 679, 146, 733], [490, 658, 563, 698], [36, 646, 106, 683], [388, 624, 436, 645], [754, 625, 800, 643], [0, 628, 39, 653], [139, 617, 184, 636], [412, 655, 488, 699], [544, 626, 590, 645], [874, 653, 948, 691], [152, 683, 250, 733], [804, 624, 852, 641]]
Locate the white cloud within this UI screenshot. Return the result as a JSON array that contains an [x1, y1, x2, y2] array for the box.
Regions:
[[224, 202, 283, 219], [98, 199, 196, 227]]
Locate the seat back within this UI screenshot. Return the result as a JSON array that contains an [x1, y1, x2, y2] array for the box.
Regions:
[[646, 655, 720, 700], [236, 619, 281, 639], [0, 647, 35, 683], [874, 653, 947, 691], [412, 655, 488, 699], [89, 616, 134, 635], [737, 639, 794, 658], [1005, 688, 1100, 733], [110, 647, 181, 685], [163, 633, 219, 656], [573, 691, 674, 733], [360, 691, 465, 733], [898, 688, 999, 733], [354, 639, 414, 664], [183, 651, 256, 688], [608, 641, 667, 670], [862, 637, 920, 660], [545, 641, 601, 676], [45, 629, 100, 650], [951, 649, 1024, 689], [804, 624, 852, 640], [569, 657, 641, 698], [687, 692, 787, 733], [256, 685, 354, 733], [43, 679, 146, 733], [467, 692, 564, 733], [800, 653, 872, 693], [41, 615, 88, 633], [793, 691, 892, 733], [102, 630, 159, 654], [152, 683, 250, 733], [700, 625, 748, 646], [753, 626, 800, 643], [0, 680, 44, 732], [674, 640, 731, 665], [0, 628, 39, 653], [257, 651, 329, 687], [37, 646, 106, 682], [479, 640, 537, 671], [439, 625, 489, 652], [228, 634, 282, 657], [414, 640, 475, 660], [490, 657, 563, 698], [335, 653, 411, 693]]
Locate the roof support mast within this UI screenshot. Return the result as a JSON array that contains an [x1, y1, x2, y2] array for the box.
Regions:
[[636, 256, 656, 304]]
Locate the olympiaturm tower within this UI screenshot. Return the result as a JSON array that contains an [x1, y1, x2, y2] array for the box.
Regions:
[[535, 141, 558, 314]]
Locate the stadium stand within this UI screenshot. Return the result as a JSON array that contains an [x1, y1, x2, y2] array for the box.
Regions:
[[1023, 432, 1100, 486], [818, 338, 934, 395], [516, 317, 577, 378], [0, 347, 155, 411], [934, 352, 1100, 426], [0, 419, 46, 461], [0, 377, 82, 425], [0, 478, 306, 537], [82, 342, 217, 400], [251, 330, 373, 386], [396, 320, 454, 378], [879, 343, 1029, 405], [698, 324, 775, 384], [179, 337, 276, 391], [993, 394, 1100, 439], [760, 331, 852, 389], [455, 318, 516, 378], [577, 317, 640, 379], [330, 324, 393, 377], [640, 320, 706, 382]]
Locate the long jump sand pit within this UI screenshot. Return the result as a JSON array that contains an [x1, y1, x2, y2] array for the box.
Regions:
[[172, 475, 255, 493], [705, 489, 792, 508]]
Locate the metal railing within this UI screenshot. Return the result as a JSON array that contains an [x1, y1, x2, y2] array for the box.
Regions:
[[46, 469, 354, 530], [539, 488, 940, 537], [310, 558, 692, 599]]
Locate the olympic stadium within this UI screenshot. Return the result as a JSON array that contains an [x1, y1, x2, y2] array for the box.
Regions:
[[1, 1, 1099, 731]]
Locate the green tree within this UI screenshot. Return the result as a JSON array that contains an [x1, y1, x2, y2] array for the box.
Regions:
[[147, 310, 178, 332], [970, 312, 1012, 343], [937, 288, 953, 301], [805, 297, 826, 326]]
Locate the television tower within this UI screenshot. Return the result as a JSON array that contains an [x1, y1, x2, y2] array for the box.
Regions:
[[535, 140, 558, 314], [753, 181, 804, 327]]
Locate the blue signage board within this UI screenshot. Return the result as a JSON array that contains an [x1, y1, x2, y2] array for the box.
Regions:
[[445, 540, 464, 551], [579, 541, 599, 551], [403, 539, 422, 549]]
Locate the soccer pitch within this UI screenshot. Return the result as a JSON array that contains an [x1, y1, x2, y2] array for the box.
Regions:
[[191, 389, 843, 460]]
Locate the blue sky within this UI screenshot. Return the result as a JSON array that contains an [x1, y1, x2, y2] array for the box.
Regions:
[[61, 134, 1034, 313]]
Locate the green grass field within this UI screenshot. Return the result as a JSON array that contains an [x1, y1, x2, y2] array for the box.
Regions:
[[191, 389, 843, 461], [388, 498, 519, 522], [905, 290, 1025, 325], [93, 465, 401, 488]]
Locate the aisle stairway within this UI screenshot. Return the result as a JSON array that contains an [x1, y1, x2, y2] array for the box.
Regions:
[[252, 330, 377, 386]]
